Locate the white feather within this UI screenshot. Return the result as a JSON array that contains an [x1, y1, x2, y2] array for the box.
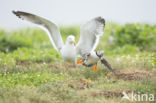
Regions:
[[13, 11, 76, 64], [76, 17, 105, 56], [13, 11, 105, 65], [13, 11, 64, 51]]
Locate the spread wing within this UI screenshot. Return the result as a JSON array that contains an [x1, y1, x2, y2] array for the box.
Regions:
[[76, 17, 105, 56], [12, 11, 64, 51]]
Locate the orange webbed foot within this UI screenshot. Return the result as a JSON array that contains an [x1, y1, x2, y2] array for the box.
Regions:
[[93, 65, 98, 71]]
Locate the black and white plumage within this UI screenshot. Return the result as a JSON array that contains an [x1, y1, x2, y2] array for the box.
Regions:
[[82, 50, 119, 74], [12, 11, 105, 65]]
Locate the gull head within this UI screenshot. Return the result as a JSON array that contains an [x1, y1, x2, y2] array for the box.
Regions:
[[66, 35, 75, 45]]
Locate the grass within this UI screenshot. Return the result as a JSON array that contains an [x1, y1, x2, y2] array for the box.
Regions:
[[0, 25, 156, 103]]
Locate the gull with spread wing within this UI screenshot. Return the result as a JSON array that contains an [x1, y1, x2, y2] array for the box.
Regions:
[[13, 11, 76, 65], [75, 17, 117, 73], [13, 11, 117, 73]]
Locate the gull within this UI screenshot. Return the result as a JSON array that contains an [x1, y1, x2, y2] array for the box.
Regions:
[[75, 17, 106, 70], [75, 18, 118, 73], [13, 11, 76, 64], [12, 11, 108, 70]]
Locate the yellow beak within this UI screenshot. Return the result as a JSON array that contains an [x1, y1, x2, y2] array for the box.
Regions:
[[72, 41, 76, 45]]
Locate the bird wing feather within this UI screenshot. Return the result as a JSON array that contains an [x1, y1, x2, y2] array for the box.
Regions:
[[13, 11, 64, 51], [76, 17, 105, 56]]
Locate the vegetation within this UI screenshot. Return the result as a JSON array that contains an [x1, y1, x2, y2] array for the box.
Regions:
[[0, 23, 156, 103], [114, 24, 156, 50]]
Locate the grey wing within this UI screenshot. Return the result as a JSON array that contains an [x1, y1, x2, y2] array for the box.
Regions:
[[76, 17, 105, 56], [12, 11, 64, 51]]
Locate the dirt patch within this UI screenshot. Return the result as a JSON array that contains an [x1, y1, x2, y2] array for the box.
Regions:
[[48, 63, 78, 69], [77, 79, 93, 89], [151, 69, 156, 75], [90, 90, 132, 98], [48, 63, 64, 69], [113, 69, 152, 81], [16, 61, 38, 65], [79, 90, 134, 98], [68, 79, 93, 90], [16, 61, 79, 69]]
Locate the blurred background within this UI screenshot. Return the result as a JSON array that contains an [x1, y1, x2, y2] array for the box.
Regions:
[[0, 0, 155, 54], [0, 0, 156, 29], [0, 0, 156, 55]]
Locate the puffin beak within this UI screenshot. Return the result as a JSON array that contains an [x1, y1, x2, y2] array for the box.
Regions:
[[77, 60, 82, 64]]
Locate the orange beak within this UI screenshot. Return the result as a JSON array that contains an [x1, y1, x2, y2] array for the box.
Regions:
[[93, 65, 98, 71], [77, 60, 83, 64]]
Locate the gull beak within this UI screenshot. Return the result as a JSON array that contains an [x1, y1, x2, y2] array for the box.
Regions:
[[72, 41, 76, 45]]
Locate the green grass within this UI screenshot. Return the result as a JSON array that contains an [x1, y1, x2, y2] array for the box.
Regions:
[[0, 51, 155, 103], [0, 72, 65, 87], [0, 24, 156, 103]]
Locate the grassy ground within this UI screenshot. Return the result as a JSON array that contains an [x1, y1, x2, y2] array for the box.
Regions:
[[0, 26, 156, 103]]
